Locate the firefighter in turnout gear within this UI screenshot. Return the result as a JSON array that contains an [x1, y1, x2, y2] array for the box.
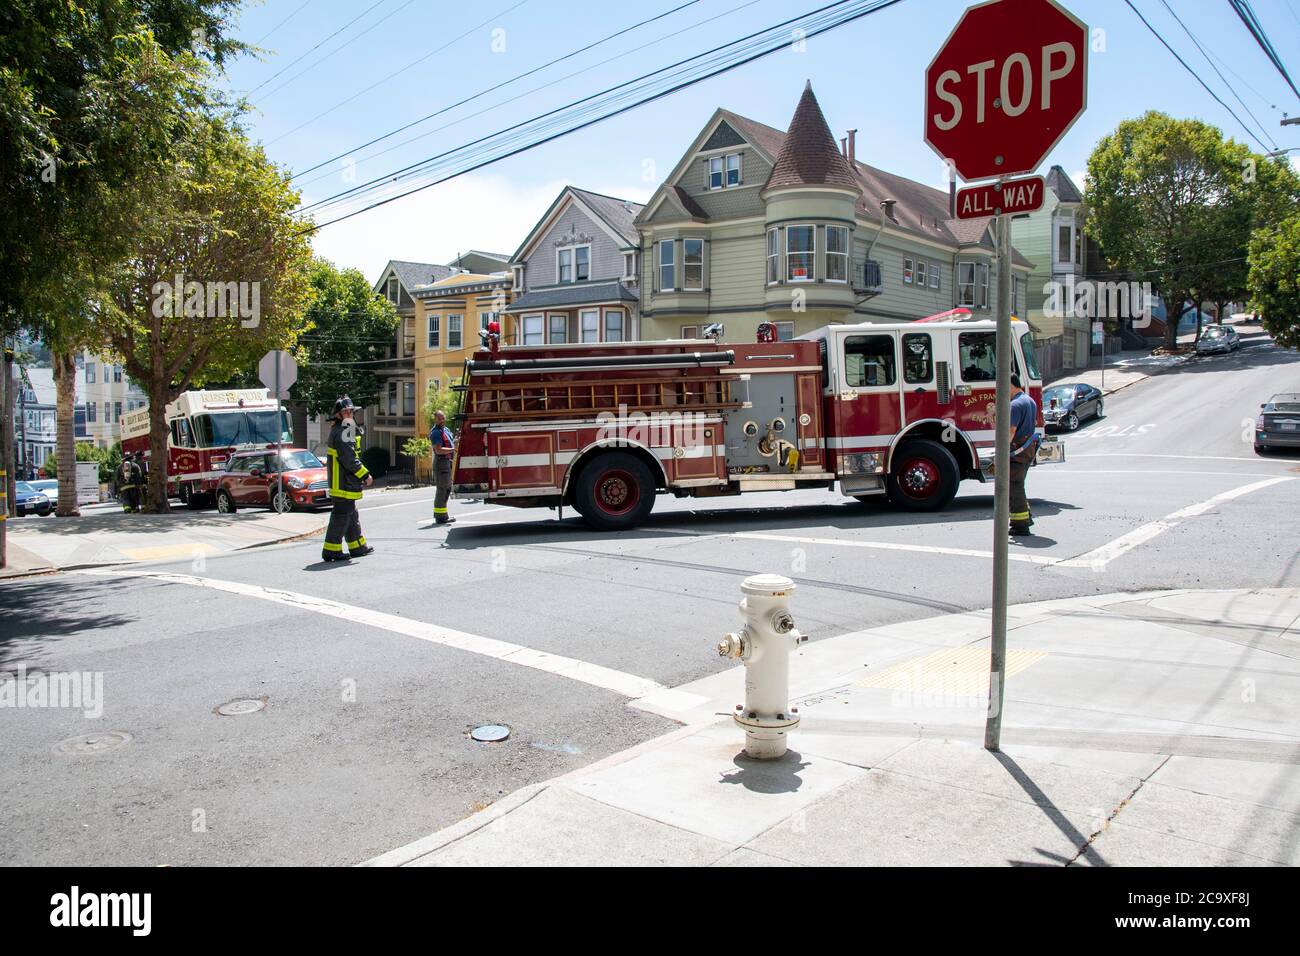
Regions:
[[1006, 374, 1040, 537], [117, 453, 142, 513], [430, 409, 455, 524], [322, 396, 375, 562]]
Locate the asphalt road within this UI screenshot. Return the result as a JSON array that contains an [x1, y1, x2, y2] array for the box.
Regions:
[[2, 326, 1297, 865]]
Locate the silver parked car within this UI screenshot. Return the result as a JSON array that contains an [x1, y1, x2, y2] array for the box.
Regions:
[[1195, 325, 1240, 354], [1255, 393, 1300, 454], [1042, 383, 1104, 431]]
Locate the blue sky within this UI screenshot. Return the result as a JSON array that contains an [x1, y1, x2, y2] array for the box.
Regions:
[[218, 0, 1300, 279]]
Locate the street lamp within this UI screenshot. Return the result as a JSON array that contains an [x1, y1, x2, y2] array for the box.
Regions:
[[1265, 147, 1298, 157]]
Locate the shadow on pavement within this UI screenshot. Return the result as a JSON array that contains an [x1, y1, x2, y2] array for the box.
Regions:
[[719, 749, 809, 794], [0, 575, 136, 667], [993, 751, 1108, 867]]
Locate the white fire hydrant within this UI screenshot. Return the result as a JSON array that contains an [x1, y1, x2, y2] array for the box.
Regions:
[[717, 574, 808, 759]]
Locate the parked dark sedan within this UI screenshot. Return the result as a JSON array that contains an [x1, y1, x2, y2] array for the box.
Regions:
[[1256, 393, 1300, 454], [15, 481, 52, 516], [1042, 383, 1104, 432]]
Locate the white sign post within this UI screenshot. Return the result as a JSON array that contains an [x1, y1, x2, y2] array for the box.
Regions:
[[258, 350, 298, 512]]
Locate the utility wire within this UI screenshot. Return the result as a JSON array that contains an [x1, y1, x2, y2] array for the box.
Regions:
[[256, 0, 422, 101], [253, 0, 314, 46], [266, 0, 532, 145], [246, 0, 392, 96], [296, 0, 889, 225], [1122, 0, 1269, 150], [1227, 0, 1300, 101], [1158, 0, 1277, 149], [291, 0, 706, 180]]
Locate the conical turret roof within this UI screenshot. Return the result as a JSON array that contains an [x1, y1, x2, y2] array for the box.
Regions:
[[765, 82, 860, 192]]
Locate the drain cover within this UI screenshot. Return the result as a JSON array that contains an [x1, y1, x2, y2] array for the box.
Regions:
[[53, 731, 133, 756], [471, 724, 510, 743], [215, 698, 266, 716]]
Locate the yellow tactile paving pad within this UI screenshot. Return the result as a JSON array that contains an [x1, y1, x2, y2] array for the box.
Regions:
[[120, 542, 219, 562], [857, 646, 1048, 697]]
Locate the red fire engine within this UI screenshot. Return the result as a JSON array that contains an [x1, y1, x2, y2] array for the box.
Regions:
[[121, 389, 293, 507], [452, 313, 1062, 530]]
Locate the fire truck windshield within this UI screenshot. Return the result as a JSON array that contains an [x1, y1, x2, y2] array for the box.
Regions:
[[192, 409, 291, 448]]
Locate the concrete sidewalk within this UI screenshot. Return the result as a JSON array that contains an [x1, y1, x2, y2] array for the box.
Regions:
[[1, 507, 325, 576], [369, 588, 1300, 867]]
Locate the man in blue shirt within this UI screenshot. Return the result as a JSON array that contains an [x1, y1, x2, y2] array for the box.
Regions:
[[429, 410, 456, 525], [1007, 373, 1039, 536]]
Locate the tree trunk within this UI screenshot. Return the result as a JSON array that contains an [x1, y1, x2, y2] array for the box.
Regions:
[[1, 341, 11, 568], [52, 350, 80, 517], [142, 383, 171, 513], [1195, 301, 1206, 342]]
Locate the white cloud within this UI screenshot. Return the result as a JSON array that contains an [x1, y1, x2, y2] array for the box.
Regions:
[[303, 173, 652, 281]]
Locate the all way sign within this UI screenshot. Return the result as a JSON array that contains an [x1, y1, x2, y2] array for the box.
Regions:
[[955, 175, 1045, 220]]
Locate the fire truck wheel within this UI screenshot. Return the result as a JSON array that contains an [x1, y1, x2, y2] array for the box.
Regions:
[[575, 452, 656, 530], [215, 489, 237, 515], [886, 439, 959, 511]]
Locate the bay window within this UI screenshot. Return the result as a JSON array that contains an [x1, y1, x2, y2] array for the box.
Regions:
[[958, 262, 976, 306], [604, 309, 625, 342], [549, 314, 568, 343], [658, 239, 675, 291], [683, 238, 704, 291], [826, 225, 848, 282], [786, 224, 814, 281], [426, 313, 440, 348], [522, 313, 544, 345], [977, 263, 990, 309], [767, 228, 780, 284], [580, 310, 600, 343]]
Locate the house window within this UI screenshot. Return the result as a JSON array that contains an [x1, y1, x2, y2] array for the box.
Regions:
[[388, 381, 397, 415], [774, 321, 795, 342], [1057, 224, 1072, 263], [903, 257, 914, 285], [915, 259, 927, 288], [549, 314, 567, 344], [114, 365, 122, 383], [864, 259, 882, 289], [522, 314, 544, 345], [786, 225, 814, 281], [958, 263, 976, 306], [479, 311, 493, 332], [576, 246, 589, 281], [681, 325, 700, 339], [683, 239, 704, 291], [447, 314, 463, 350], [623, 252, 636, 278], [845, 335, 897, 388], [387, 276, 399, 303], [427, 313, 440, 348], [767, 228, 780, 284], [114, 401, 122, 423], [658, 240, 675, 291], [86, 363, 96, 384], [727, 153, 741, 186], [580, 310, 600, 343], [826, 226, 848, 282], [929, 263, 940, 290], [977, 263, 990, 309], [403, 382, 415, 416], [558, 248, 572, 283], [604, 309, 625, 342], [903, 333, 933, 383], [87, 403, 96, 423], [707, 153, 742, 189]]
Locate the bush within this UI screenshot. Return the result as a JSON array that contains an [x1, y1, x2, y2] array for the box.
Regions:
[[361, 446, 390, 478]]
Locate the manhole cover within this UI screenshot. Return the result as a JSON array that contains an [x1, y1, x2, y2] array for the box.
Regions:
[[471, 724, 510, 743], [53, 731, 133, 756], [215, 698, 266, 716]]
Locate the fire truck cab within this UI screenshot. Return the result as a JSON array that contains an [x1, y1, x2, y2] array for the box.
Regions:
[[453, 315, 1059, 530], [121, 389, 293, 507]]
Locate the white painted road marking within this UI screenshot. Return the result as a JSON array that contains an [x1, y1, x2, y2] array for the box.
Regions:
[[725, 532, 1065, 566], [1057, 477, 1295, 570], [70, 569, 666, 699]]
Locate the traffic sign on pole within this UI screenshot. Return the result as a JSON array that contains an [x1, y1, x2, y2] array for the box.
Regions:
[[924, 0, 1088, 182], [258, 350, 297, 399], [923, 0, 1088, 752]]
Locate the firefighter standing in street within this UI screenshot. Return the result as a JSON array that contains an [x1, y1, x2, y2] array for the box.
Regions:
[[1007, 373, 1040, 537], [430, 409, 455, 525], [322, 396, 375, 562]]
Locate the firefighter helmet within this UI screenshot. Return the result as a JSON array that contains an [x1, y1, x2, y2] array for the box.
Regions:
[[332, 395, 355, 416]]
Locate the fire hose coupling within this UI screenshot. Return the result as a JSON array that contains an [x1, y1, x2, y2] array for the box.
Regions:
[[719, 573, 804, 760]]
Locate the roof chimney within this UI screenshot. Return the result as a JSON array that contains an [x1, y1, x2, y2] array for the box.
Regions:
[[840, 136, 847, 156], [880, 198, 897, 222], [847, 129, 857, 166]]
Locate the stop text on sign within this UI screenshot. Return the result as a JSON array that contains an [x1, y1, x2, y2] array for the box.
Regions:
[[955, 175, 1045, 220], [932, 43, 1077, 131]]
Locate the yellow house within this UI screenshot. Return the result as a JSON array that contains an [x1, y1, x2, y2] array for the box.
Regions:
[[412, 271, 514, 473]]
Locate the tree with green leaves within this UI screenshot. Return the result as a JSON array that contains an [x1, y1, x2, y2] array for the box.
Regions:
[[1086, 113, 1252, 349], [290, 259, 399, 417], [94, 112, 315, 511], [1248, 213, 1300, 350]]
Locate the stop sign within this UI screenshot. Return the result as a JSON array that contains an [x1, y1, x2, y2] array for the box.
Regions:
[[925, 0, 1087, 182]]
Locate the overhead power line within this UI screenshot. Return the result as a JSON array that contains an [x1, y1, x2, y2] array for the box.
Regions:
[[1227, 0, 1300, 101], [1158, 0, 1278, 149], [290, 0, 707, 180], [252, 0, 314, 46], [246, 0, 392, 96], [1122, 0, 1269, 151], [295, 0, 905, 233]]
